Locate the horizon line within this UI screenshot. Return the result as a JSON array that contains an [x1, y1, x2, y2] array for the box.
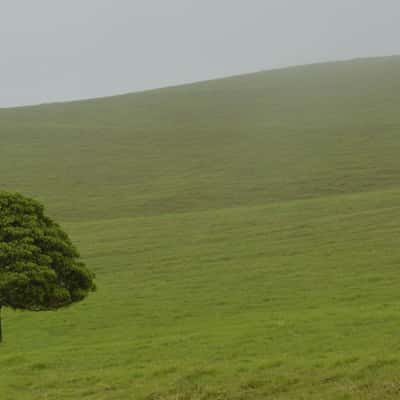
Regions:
[[2, 53, 399, 111]]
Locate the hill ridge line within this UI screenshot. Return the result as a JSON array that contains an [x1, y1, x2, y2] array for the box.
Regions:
[[1, 54, 400, 111]]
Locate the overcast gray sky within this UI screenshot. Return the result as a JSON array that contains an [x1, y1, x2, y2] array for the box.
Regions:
[[1, 0, 399, 107]]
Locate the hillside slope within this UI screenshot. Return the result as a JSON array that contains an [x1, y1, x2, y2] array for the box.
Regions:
[[1, 56, 400, 399], [1, 56, 400, 221]]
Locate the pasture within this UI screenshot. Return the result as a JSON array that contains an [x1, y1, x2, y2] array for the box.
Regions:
[[1, 56, 400, 399]]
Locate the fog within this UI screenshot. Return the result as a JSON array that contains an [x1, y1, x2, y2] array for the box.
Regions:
[[1, 0, 399, 107]]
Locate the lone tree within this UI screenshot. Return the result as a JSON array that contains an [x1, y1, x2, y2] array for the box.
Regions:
[[0, 192, 96, 342]]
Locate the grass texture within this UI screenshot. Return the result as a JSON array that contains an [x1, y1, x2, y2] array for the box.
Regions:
[[1, 56, 400, 399]]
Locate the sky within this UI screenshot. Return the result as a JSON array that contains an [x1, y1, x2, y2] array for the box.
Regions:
[[1, 0, 400, 107]]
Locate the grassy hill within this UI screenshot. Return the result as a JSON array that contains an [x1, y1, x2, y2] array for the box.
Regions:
[[1, 56, 400, 399]]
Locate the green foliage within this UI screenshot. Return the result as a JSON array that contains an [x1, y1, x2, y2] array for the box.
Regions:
[[0, 192, 95, 311], [1, 56, 400, 398]]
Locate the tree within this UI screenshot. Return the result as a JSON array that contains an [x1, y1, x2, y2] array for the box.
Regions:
[[0, 192, 96, 342]]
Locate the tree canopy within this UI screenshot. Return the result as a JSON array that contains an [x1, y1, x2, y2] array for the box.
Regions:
[[0, 192, 96, 341]]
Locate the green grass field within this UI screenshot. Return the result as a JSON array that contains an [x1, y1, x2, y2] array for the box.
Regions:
[[1, 56, 400, 399]]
